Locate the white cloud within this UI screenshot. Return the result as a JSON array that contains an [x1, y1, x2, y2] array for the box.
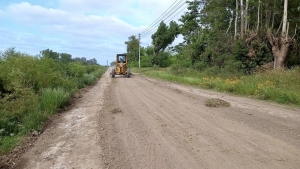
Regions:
[[7, 2, 68, 24], [4, 2, 140, 63], [58, 0, 177, 26], [1, 1, 186, 65], [7, 2, 140, 38]]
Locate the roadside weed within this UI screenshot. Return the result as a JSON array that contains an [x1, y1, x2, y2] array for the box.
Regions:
[[205, 98, 230, 108], [133, 67, 300, 107], [40, 88, 70, 114]]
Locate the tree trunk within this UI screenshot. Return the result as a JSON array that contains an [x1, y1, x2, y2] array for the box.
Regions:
[[272, 12, 275, 29], [234, 0, 238, 39], [265, 6, 272, 28], [282, 0, 288, 38], [240, 0, 244, 38], [267, 33, 290, 68], [256, 0, 261, 33], [226, 18, 233, 36], [267, 0, 291, 69], [245, 0, 249, 32]]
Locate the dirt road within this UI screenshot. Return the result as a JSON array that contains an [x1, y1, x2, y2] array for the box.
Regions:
[[14, 69, 300, 169]]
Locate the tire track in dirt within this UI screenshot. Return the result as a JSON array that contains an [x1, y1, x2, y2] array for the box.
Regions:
[[13, 70, 112, 169], [12, 70, 300, 169], [99, 73, 300, 169]]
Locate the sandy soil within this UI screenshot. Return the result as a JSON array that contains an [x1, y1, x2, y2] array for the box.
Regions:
[[10, 69, 300, 169]]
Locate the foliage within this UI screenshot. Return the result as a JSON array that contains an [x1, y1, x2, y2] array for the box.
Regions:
[[130, 0, 299, 72], [173, 0, 299, 72], [0, 48, 106, 154], [140, 55, 153, 67], [40, 49, 59, 60], [151, 21, 179, 54], [60, 53, 72, 63], [40, 88, 70, 114], [40, 49, 97, 65], [151, 52, 172, 68], [125, 35, 139, 62], [179, 0, 202, 44], [232, 40, 251, 73]]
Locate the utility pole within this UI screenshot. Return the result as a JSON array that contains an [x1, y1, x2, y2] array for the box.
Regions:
[[138, 33, 141, 68]]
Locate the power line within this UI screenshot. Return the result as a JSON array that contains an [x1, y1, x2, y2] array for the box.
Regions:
[[141, 4, 187, 37], [140, 0, 186, 37], [141, 3, 188, 38], [140, 0, 187, 37], [140, 0, 182, 35]]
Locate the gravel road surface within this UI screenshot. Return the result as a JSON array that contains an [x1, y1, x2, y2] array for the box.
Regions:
[[14, 69, 300, 169]]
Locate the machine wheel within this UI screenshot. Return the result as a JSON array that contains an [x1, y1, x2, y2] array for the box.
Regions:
[[127, 68, 130, 78], [111, 68, 115, 78]]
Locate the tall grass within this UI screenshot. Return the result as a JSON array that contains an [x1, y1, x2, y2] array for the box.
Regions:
[[40, 88, 70, 114], [0, 49, 107, 154], [132, 67, 300, 107]]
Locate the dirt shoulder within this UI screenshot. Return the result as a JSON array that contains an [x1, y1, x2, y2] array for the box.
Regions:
[[10, 70, 112, 169], [4, 69, 300, 169]]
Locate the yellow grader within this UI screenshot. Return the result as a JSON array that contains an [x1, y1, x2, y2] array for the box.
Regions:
[[111, 54, 130, 78]]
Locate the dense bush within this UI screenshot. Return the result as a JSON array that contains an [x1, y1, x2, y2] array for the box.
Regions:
[[40, 88, 70, 114], [0, 48, 106, 153], [151, 52, 172, 68]]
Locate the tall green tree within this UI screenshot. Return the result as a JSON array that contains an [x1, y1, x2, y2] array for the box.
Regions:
[[179, 0, 202, 44], [40, 49, 59, 60], [60, 53, 72, 63], [151, 21, 179, 55], [125, 35, 139, 62]]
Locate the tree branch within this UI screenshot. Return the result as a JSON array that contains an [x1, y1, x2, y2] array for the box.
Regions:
[[292, 24, 298, 39], [276, 17, 283, 35]]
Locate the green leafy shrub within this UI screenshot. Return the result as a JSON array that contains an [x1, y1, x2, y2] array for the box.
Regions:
[[83, 74, 97, 86], [193, 61, 208, 71], [67, 62, 85, 78], [40, 88, 70, 114], [141, 55, 153, 67], [232, 40, 252, 73], [152, 52, 172, 68], [0, 47, 106, 154], [129, 61, 139, 68]]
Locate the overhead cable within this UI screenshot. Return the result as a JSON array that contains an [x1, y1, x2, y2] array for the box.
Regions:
[[141, 3, 188, 38], [140, 0, 186, 36], [140, 0, 183, 35], [140, 0, 187, 38]]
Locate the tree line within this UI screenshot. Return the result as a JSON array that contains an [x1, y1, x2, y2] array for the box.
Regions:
[[126, 0, 300, 74], [40, 49, 98, 65]]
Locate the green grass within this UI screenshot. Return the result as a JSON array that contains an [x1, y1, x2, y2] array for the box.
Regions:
[[0, 135, 21, 153], [0, 55, 107, 154], [40, 87, 71, 114], [132, 67, 300, 107]]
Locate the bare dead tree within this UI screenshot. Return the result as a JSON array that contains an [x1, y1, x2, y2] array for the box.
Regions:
[[267, 0, 293, 69]]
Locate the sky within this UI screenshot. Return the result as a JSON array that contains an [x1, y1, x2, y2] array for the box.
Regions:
[[0, 0, 186, 65]]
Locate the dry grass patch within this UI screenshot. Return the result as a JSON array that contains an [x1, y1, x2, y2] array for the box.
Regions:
[[205, 98, 230, 108], [111, 108, 122, 114]]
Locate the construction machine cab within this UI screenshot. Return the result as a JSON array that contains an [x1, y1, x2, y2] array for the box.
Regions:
[[111, 54, 130, 78], [118, 55, 125, 63]]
